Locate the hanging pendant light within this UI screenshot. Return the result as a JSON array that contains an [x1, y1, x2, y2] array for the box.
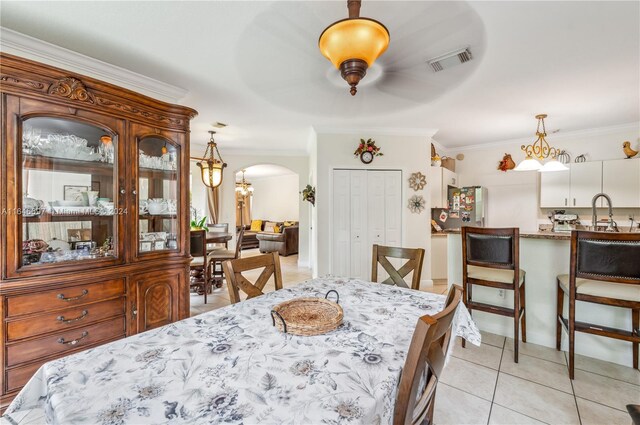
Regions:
[[195, 130, 226, 188], [235, 169, 254, 197], [514, 114, 568, 172], [319, 0, 390, 96]]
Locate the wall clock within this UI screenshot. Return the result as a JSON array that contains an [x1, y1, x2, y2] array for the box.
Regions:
[[360, 151, 374, 164]]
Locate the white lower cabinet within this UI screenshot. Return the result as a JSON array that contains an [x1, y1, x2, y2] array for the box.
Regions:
[[332, 169, 402, 280]]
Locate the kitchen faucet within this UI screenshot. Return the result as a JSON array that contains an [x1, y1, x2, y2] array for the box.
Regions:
[[591, 193, 617, 232]]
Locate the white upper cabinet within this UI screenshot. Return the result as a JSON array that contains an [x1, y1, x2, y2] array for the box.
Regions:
[[602, 158, 640, 207], [570, 161, 603, 207], [539, 159, 640, 208], [430, 166, 458, 208], [540, 169, 570, 208]]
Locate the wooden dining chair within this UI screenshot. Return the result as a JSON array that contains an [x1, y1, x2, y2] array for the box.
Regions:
[[207, 223, 229, 250], [222, 251, 283, 304], [371, 245, 425, 290], [208, 228, 244, 288], [556, 230, 640, 379], [189, 229, 210, 303], [393, 285, 463, 425]]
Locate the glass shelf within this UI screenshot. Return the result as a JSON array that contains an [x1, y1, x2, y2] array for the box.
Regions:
[[20, 117, 118, 267]]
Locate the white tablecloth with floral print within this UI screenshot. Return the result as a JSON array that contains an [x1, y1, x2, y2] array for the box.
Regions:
[[5, 277, 480, 425]]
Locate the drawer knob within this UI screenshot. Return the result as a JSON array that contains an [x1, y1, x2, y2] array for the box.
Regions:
[[57, 331, 88, 345], [57, 310, 88, 324], [57, 289, 89, 302]]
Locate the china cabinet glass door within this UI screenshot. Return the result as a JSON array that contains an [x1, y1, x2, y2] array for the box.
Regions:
[[137, 136, 180, 254], [19, 116, 121, 269]]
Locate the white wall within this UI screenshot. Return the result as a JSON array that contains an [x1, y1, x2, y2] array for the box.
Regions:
[[189, 161, 208, 221], [217, 153, 310, 268], [443, 123, 640, 231], [250, 174, 299, 222], [314, 132, 432, 284]]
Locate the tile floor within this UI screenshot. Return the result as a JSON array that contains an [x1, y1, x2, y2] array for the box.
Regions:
[[192, 262, 639, 425]]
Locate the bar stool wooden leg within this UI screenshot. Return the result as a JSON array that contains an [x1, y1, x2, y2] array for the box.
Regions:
[[556, 278, 564, 351], [633, 308, 639, 370], [569, 294, 576, 379], [521, 277, 527, 343], [514, 284, 520, 363]]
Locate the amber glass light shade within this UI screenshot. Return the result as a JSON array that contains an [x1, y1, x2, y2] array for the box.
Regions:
[[319, 18, 390, 68], [197, 160, 224, 188]]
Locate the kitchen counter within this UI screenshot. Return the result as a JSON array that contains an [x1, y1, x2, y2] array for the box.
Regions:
[[436, 229, 570, 240], [445, 232, 634, 367]]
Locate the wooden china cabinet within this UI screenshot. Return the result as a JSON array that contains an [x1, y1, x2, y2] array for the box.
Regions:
[[0, 53, 197, 409]]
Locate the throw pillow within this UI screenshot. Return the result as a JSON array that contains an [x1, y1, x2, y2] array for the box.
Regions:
[[250, 220, 263, 232], [264, 221, 278, 232], [283, 220, 297, 227], [274, 224, 281, 233]]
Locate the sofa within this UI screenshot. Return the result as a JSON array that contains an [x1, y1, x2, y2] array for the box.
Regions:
[[256, 225, 299, 257], [237, 220, 299, 253]]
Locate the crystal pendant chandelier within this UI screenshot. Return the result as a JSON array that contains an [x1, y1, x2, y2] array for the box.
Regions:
[[319, 0, 390, 96], [195, 130, 226, 188], [514, 114, 568, 172], [235, 169, 254, 197]]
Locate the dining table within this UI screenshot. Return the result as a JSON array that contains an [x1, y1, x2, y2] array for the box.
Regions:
[[205, 231, 233, 245], [4, 277, 480, 425]]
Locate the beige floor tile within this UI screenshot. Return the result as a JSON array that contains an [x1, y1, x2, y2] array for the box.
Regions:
[[573, 354, 640, 386], [434, 383, 492, 425], [480, 331, 506, 348], [505, 338, 567, 365], [440, 356, 498, 401], [489, 404, 545, 425], [572, 369, 640, 411], [493, 373, 580, 425], [499, 353, 573, 394], [452, 338, 503, 370], [576, 397, 630, 425]]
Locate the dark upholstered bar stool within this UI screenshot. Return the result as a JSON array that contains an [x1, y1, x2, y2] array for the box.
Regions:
[[461, 227, 526, 362], [556, 230, 640, 379]]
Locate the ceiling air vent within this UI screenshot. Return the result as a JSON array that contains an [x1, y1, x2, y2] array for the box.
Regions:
[[427, 47, 472, 72]]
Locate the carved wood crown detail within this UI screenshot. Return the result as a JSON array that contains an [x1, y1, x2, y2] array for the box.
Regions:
[[48, 77, 96, 104], [0, 75, 46, 90]]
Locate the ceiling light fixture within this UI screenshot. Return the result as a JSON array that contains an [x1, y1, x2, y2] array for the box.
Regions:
[[514, 114, 568, 172], [319, 0, 390, 96], [235, 169, 254, 197], [195, 130, 227, 188]]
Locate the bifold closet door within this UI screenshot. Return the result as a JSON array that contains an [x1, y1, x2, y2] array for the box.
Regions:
[[332, 170, 351, 277]]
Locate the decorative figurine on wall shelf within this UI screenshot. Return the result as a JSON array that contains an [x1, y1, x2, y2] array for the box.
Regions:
[[301, 184, 316, 206], [408, 195, 426, 214], [623, 141, 638, 158], [408, 172, 427, 191], [354, 138, 382, 164], [497, 153, 516, 172]]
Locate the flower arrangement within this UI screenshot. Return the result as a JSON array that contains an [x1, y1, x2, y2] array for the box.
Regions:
[[354, 138, 383, 158], [301, 185, 316, 206]]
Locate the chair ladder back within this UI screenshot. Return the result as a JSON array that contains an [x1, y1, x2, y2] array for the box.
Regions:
[[372, 245, 425, 289], [235, 228, 245, 258], [393, 285, 462, 425], [223, 251, 283, 304]]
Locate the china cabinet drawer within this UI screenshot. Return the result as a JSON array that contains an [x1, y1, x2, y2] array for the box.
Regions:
[[5, 362, 41, 393], [6, 316, 125, 367], [7, 298, 125, 341], [6, 279, 125, 317]]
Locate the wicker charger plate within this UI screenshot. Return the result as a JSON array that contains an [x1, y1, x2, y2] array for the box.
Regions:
[[271, 290, 343, 336]]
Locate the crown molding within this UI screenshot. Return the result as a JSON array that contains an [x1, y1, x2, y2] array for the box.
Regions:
[[0, 27, 188, 103], [313, 125, 438, 139], [442, 121, 640, 153]]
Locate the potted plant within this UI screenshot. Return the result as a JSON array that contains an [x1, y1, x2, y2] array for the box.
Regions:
[[190, 216, 209, 231], [301, 185, 316, 206]]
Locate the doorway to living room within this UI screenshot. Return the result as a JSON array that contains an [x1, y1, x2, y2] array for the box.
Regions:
[[235, 164, 300, 258]]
